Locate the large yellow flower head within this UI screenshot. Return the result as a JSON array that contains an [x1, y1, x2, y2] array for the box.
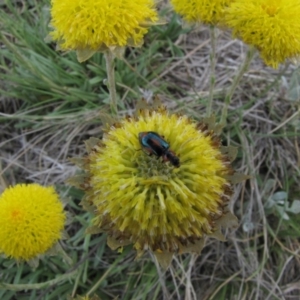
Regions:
[[0, 184, 66, 261], [71, 106, 239, 264], [224, 0, 300, 68], [170, 0, 233, 25], [50, 0, 158, 51]]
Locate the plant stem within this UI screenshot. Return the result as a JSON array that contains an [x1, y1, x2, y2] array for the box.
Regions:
[[104, 50, 118, 114], [150, 252, 170, 300], [0, 269, 78, 291], [220, 46, 255, 125], [185, 254, 198, 300], [207, 25, 217, 117]]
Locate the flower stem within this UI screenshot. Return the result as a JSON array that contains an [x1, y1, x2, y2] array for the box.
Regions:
[[207, 25, 217, 117], [220, 46, 255, 125], [185, 254, 198, 300], [104, 50, 118, 115], [0, 269, 78, 291], [150, 252, 170, 300]]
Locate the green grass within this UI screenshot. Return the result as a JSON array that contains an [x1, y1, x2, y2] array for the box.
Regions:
[[1, 1, 300, 300]]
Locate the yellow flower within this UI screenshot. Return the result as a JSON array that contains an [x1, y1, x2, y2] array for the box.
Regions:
[[170, 0, 233, 25], [50, 0, 158, 51], [224, 0, 300, 68], [70, 106, 239, 266], [0, 184, 66, 261]]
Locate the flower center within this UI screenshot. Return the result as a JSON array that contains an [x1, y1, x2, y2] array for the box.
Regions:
[[261, 4, 278, 16], [135, 152, 176, 179], [10, 209, 23, 221]]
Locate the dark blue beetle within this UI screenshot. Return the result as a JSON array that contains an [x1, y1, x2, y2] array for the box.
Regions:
[[138, 131, 180, 167]]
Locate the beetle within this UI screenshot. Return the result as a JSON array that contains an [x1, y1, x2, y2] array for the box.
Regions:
[[138, 131, 180, 167]]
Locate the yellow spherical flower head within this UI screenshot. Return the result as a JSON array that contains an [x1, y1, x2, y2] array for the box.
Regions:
[[50, 0, 158, 51], [170, 0, 234, 25], [0, 184, 66, 261], [72, 107, 239, 261], [224, 0, 300, 68]]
